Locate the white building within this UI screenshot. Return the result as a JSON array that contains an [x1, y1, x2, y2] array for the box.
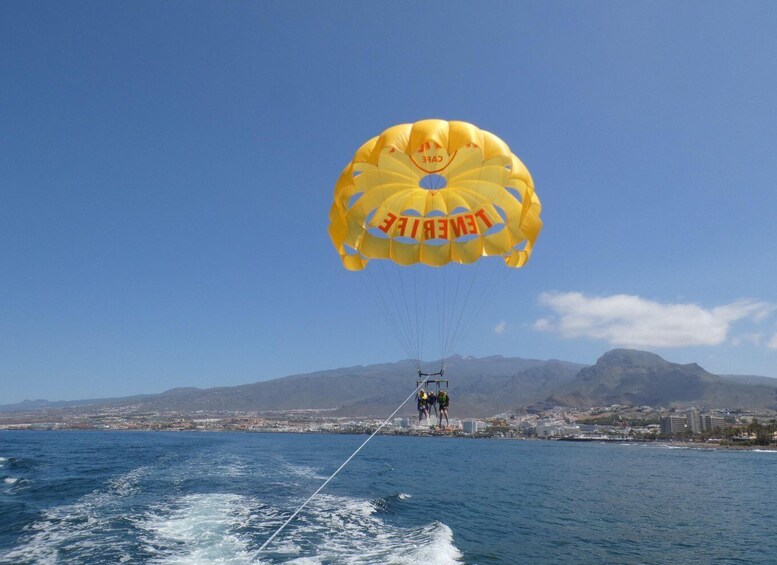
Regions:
[[535, 421, 563, 438], [661, 415, 687, 435], [702, 414, 726, 432], [686, 409, 702, 434], [462, 419, 482, 434], [560, 425, 581, 437], [393, 418, 411, 429]]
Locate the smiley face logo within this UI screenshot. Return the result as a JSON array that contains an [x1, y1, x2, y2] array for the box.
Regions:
[[410, 141, 453, 173]]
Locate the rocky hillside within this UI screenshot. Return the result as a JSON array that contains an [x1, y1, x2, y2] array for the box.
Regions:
[[0, 355, 584, 418], [3, 350, 776, 418], [547, 349, 777, 410]]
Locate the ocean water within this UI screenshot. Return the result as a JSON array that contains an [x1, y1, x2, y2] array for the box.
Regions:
[[2, 432, 777, 564]]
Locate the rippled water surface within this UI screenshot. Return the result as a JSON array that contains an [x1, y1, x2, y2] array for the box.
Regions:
[[2, 431, 777, 564]]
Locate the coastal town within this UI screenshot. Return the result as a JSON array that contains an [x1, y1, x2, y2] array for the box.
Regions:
[[3, 403, 776, 447]]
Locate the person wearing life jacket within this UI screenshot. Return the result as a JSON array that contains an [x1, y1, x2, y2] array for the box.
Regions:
[[417, 388, 429, 425], [426, 389, 438, 420], [437, 389, 450, 429]]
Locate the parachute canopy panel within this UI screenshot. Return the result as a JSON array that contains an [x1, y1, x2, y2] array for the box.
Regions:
[[329, 119, 542, 270]]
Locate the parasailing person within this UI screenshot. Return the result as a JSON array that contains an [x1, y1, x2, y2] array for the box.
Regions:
[[437, 388, 450, 429], [417, 388, 429, 426]]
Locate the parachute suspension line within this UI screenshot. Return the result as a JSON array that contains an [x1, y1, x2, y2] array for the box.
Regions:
[[437, 266, 447, 372], [448, 260, 509, 359], [258, 379, 429, 554], [437, 265, 449, 368], [442, 262, 468, 364], [385, 263, 419, 370], [442, 260, 482, 361], [365, 266, 413, 365], [361, 265, 418, 372], [387, 265, 421, 370], [393, 268, 422, 373], [414, 266, 425, 370], [435, 267, 448, 370], [395, 261, 420, 367]]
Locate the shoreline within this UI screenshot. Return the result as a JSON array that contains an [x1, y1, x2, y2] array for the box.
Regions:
[[3, 427, 777, 451]]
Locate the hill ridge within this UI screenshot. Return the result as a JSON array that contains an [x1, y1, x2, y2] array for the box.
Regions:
[[2, 350, 776, 416]]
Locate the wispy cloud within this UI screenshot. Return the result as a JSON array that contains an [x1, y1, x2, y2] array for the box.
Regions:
[[494, 321, 507, 335], [768, 334, 777, 350], [535, 292, 775, 348], [731, 333, 764, 347]]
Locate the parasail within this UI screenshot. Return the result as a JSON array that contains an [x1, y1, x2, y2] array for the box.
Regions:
[[260, 120, 544, 554], [328, 119, 542, 373], [329, 119, 541, 270]]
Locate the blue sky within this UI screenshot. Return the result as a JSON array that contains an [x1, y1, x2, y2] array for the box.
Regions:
[[2, 2, 777, 404]]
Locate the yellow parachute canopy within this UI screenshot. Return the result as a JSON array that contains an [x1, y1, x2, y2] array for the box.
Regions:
[[329, 119, 542, 270]]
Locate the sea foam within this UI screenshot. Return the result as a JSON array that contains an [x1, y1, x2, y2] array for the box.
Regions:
[[273, 493, 462, 564], [0, 466, 147, 565], [140, 493, 266, 564]]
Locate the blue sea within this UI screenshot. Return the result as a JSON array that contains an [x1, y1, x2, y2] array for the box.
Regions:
[[2, 432, 777, 564]]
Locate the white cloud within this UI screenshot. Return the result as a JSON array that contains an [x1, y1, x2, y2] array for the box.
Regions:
[[731, 333, 763, 347], [535, 292, 775, 348], [494, 321, 507, 335], [768, 334, 777, 350]]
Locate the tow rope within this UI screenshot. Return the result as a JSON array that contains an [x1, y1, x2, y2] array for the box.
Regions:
[[258, 380, 428, 553]]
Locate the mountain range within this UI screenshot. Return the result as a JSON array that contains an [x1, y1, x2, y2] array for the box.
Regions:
[[547, 349, 777, 411], [2, 349, 776, 418]]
